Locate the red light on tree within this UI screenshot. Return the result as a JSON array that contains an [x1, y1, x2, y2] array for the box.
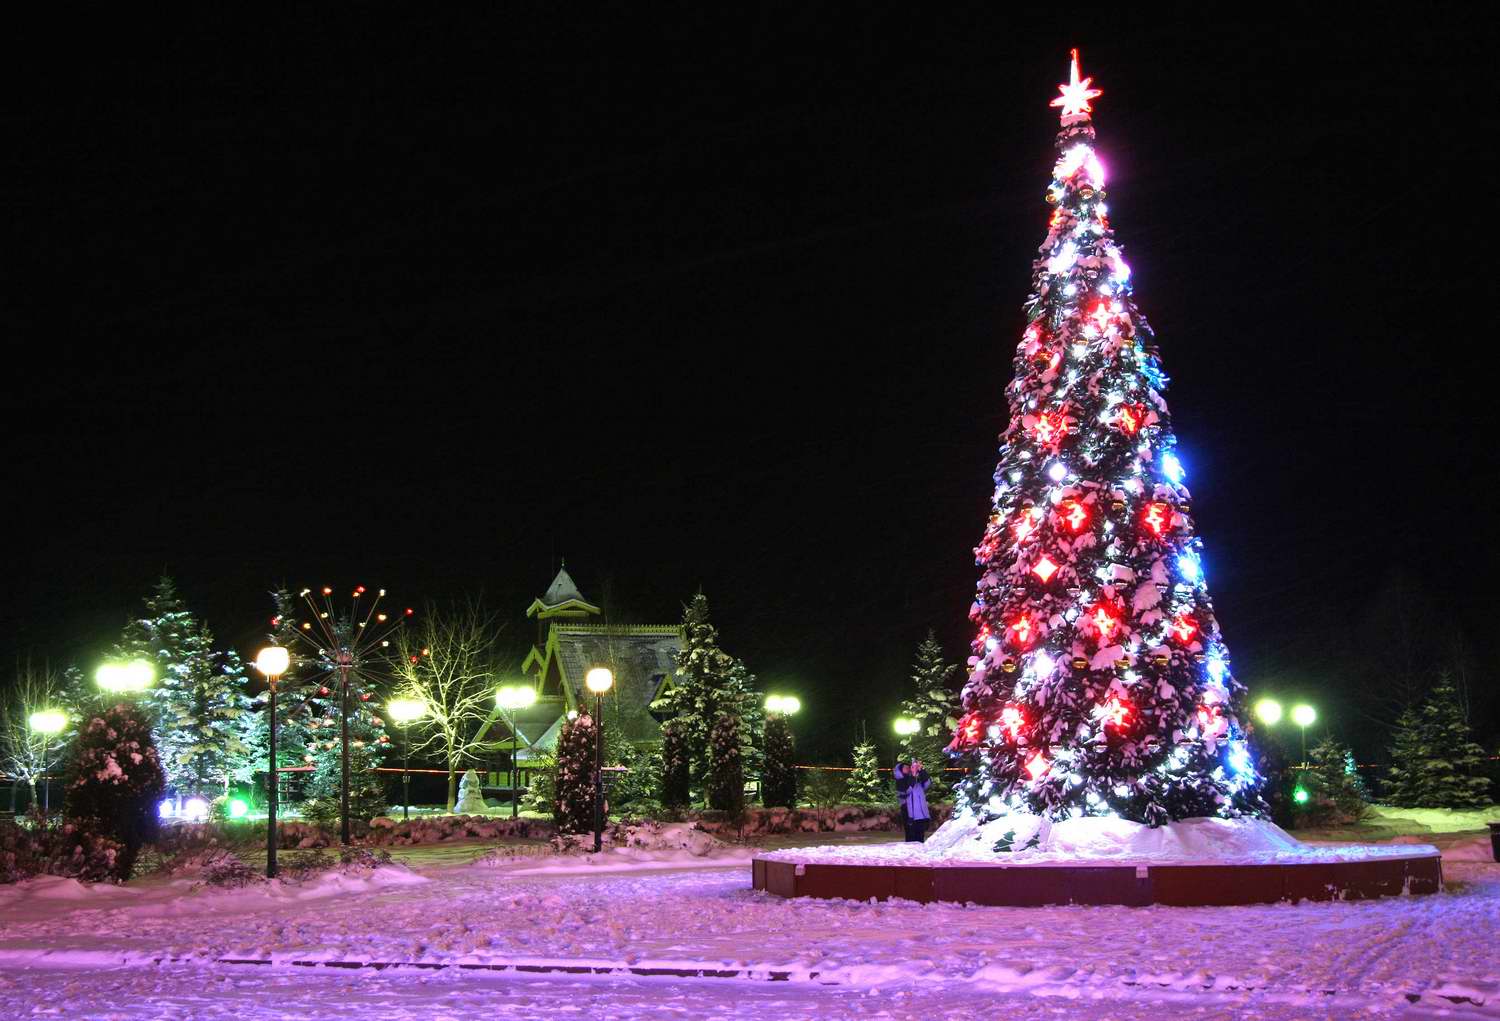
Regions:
[[1031, 555, 1060, 583], [1141, 501, 1172, 537], [1117, 404, 1143, 435], [1058, 498, 1090, 533], [1012, 506, 1044, 543], [1169, 614, 1200, 644], [1086, 601, 1122, 641], [1008, 613, 1038, 648], [1089, 300, 1115, 332], [1033, 411, 1066, 446], [949, 712, 985, 750]]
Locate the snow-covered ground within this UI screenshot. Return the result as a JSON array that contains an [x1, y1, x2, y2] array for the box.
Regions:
[[0, 827, 1496, 1019]]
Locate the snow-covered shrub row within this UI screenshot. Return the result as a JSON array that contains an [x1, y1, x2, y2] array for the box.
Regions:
[[0, 820, 124, 884], [684, 803, 954, 836]]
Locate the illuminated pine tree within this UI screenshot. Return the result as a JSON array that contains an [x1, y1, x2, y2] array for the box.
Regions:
[[957, 52, 1263, 827]]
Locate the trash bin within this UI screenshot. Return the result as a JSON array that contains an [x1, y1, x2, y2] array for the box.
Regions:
[[1489, 822, 1500, 863]]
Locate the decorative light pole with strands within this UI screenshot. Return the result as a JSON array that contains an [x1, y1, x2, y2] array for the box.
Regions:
[[254, 646, 290, 878], [285, 586, 412, 846], [584, 667, 614, 852]]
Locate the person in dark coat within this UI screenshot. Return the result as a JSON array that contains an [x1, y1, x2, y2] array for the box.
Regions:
[[893, 759, 931, 842]]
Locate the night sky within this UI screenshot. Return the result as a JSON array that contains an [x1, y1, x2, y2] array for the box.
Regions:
[[6, 10, 1496, 761]]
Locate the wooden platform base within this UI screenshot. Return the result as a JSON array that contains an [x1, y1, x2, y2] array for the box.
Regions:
[[751, 852, 1442, 907]]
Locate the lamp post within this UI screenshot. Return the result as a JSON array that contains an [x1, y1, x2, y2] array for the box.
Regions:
[[95, 658, 154, 695], [584, 667, 614, 853], [254, 646, 290, 879], [387, 697, 427, 821], [27, 709, 67, 823], [1291, 704, 1316, 767], [496, 685, 537, 819]]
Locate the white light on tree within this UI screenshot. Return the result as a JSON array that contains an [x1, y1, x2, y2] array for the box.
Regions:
[[254, 646, 290, 678], [28, 709, 66, 735], [495, 685, 537, 711], [585, 667, 614, 695]]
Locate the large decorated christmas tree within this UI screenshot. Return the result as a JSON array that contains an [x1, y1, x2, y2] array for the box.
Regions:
[[956, 52, 1263, 828]]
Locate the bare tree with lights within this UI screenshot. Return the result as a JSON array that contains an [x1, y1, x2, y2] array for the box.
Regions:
[[0, 662, 82, 814], [391, 599, 504, 811]]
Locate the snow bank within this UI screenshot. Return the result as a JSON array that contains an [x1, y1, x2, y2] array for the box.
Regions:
[[476, 821, 754, 874], [762, 814, 1441, 866]]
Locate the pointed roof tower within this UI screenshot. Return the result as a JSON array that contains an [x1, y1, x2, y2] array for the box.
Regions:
[[527, 561, 601, 619]]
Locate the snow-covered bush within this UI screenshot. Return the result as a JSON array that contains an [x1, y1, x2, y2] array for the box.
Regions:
[[761, 713, 797, 808], [521, 752, 556, 814], [553, 711, 597, 834], [659, 719, 691, 810], [0, 819, 123, 884], [706, 712, 744, 814], [64, 702, 166, 879]]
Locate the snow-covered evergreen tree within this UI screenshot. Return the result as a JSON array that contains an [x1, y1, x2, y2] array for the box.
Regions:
[[846, 733, 886, 804], [761, 712, 798, 808], [1385, 686, 1491, 809], [1300, 736, 1367, 825], [659, 718, 691, 811], [64, 702, 165, 879], [1417, 684, 1491, 808], [553, 711, 598, 834], [899, 630, 961, 800], [706, 712, 744, 814], [115, 578, 252, 799], [657, 593, 759, 796], [958, 52, 1262, 826], [1384, 705, 1427, 807]]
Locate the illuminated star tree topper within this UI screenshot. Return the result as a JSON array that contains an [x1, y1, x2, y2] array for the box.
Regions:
[[1050, 48, 1103, 123]]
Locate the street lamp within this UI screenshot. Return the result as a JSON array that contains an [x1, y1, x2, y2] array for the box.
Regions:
[[95, 658, 154, 694], [496, 685, 537, 819], [27, 709, 66, 823], [765, 694, 801, 716], [387, 696, 427, 822], [893, 717, 920, 737], [584, 666, 614, 853], [254, 646, 290, 878], [1254, 698, 1283, 727], [1291, 704, 1316, 765]]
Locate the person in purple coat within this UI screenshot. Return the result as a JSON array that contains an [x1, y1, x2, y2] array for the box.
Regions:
[[893, 758, 931, 842]]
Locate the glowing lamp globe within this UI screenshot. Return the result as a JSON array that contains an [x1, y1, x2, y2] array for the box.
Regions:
[[766, 694, 801, 716], [1291, 704, 1317, 728], [182, 797, 209, 822], [1254, 698, 1283, 726], [28, 709, 67, 735], [1293, 785, 1310, 805], [496, 685, 537, 711], [585, 667, 614, 695], [228, 798, 249, 819], [96, 658, 155, 693], [388, 697, 428, 725], [254, 646, 290, 678], [893, 717, 920, 737]]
